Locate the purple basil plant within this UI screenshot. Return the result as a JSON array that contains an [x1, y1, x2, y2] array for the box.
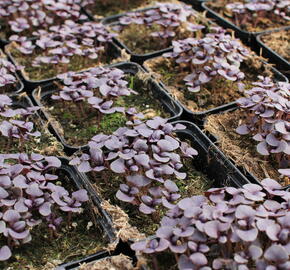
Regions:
[[163, 26, 249, 93], [70, 117, 198, 215], [0, 0, 89, 39], [0, 153, 89, 261], [116, 2, 204, 47], [10, 20, 117, 72], [0, 53, 22, 92], [226, 0, 290, 29], [0, 94, 41, 150], [236, 77, 289, 174], [51, 66, 138, 124], [131, 178, 290, 270]]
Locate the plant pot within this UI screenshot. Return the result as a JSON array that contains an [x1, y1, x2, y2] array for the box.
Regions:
[[204, 109, 290, 190], [101, 7, 173, 64], [101, 5, 210, 64], [0, 157, 116, 269], [257, 26, 290, 79], [143, 55, 288, 125], [172, 120, 253, 187], [202, 2, 264, 44], [31, 62, 183, 155], [81, 0, 150, 20], [77, 120, 252, 242], [5, 41, 122, 92]]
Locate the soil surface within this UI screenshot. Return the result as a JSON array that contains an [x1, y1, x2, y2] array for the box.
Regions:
[[6, 43, 119, 82], [40, 75, 170, 147], [145, 54, 274, 112], [206, 1, 290, 32], [0, 170, 106, 270], [261, 28, 290, 62], [111, 11, 211, 54], [205, 110, 288, 186]]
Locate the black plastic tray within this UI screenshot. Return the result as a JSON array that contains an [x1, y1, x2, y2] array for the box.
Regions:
[[101, 6, 177, 64], [143, 56, 288, 125], [55, 240, 140, 270], [31, 61, 183, 155], [257, 26, 290, 79], [173, 120, 253, 187], [5, 42, 122, 92]]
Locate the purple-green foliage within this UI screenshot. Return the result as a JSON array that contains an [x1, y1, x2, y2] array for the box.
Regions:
[[163, 27, 249, 92], [70, 117, 197, 214], [0, 0, 88, 37], [117, 2, 199, 40], [0, 94, 41, 143], [11, 20, 117, 66], [131, 179, 290, 270], [226, 0, 290, 26], [0, 153, 89, 261], [51, 66, 138, 117], [236, 77, 289, 172], [0, 55, 21, 88]]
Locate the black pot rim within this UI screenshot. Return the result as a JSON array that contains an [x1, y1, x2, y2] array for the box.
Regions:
[[60, 156, 117, 243]]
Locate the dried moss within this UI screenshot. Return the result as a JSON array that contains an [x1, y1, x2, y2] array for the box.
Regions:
[[79, 254, 134, 270], [86, 0, 147, 17], [261, 29, 290, 62], [204, 110, 288, 186]]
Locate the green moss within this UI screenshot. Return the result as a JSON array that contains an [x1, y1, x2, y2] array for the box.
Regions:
[[43, 75, 169, 147]]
